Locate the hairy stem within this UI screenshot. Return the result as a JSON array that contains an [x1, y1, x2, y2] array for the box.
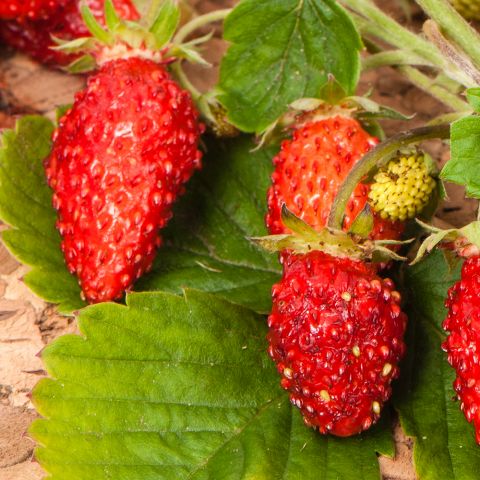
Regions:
[[416, 0, 480, 72], [423, 20, 480, 85], [344, 0, 475, 87], [362, 51, 432, 70], [399, 66, 472, 112], [328, 125, 451, 230], [362, 37, 470, 112], [174, 9, 232, 44]]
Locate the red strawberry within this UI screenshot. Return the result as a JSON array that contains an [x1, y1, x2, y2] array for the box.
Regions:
[[45, 57, 203, 303], [0, 0, 65, 21], [0, 0, 139, 66], [266, 116, 404, 241], [268, 250, 407, 436], [443, 255, 480, 443]]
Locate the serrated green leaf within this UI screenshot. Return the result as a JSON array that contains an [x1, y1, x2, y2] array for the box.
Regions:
[[0, 118, 280, 314], [31, 289, 393, 480], [395, 251, 480, 479], [441, 115, 480, 198], [0, 117, 86, 313], [138, 137, 281, 313], [219, 0, 362, 134]]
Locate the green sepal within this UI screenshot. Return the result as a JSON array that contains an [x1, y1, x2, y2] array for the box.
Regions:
[[360, 119, 386, 141], [51, 36, 96, 53], [411, 219, 480, 264], [66, 54, 97, 74], [149, 0, 180, 49], [251, 205, 409, 263], [349, 96, 414, 121], [104, 0, 121, 31], [348, 204, 375, 238], [81, 4, 115, 45], [318, 75, 348, 105]]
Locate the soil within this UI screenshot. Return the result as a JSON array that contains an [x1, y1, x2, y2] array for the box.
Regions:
[[0, 1, 475, 479]]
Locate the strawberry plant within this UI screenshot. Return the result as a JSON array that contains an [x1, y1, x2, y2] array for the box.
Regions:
[[4, 0, 480, 478]]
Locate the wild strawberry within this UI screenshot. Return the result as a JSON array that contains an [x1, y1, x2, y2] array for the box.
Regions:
[[44, 4, 205, 303], [443, 255, 480, 443], [0, 0, 65, 21], [0, 0, 139, 66], [268, 250, 407, 436], [266, 116, 404, 241], [368, 150, 437, 222]]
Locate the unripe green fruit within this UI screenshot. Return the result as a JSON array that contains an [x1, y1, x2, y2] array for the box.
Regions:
[[368, 152, 436, 222], [451, 0, 480, 21]]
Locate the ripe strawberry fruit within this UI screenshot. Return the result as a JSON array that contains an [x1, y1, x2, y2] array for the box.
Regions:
[[0, 0, 65, 21], [0, 0, 139, 66], [45, 55, 203, 301], [443, 255, 480, 443], [266, 116, 404, 241], [268, 250, 407, 436]]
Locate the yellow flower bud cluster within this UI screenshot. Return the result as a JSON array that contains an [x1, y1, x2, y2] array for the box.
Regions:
[[451, 0, 480, 21], [368, 153, 437, 222]]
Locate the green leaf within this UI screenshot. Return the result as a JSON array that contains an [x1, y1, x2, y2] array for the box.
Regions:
[[31, 289, 393, 479], [0, 117, 86, 313], [0, 117, 280, 314], [219, 0, 362, 134], [396, 251, 480, 479], [441, 115, 480, 198], [138, 137, 281, 314], [466, 87, 480, 113]]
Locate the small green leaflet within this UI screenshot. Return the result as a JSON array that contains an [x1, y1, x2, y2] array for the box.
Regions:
[[219, 0, 362, 134], [31, 289, 393, 480], [0, 116, 280, 314], [0, 117, 86, 313], [395, 251, 480, 479], [441, 115, 480, 198]]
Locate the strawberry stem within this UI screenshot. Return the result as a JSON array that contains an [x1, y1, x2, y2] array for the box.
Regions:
[[362, 36, 471, 112], [416, 0, 480, 72], [397, 66, 471, 112], [343, 0, 476, 88], [328, 125, 451, 230], [423, 20, 480, 86], [173, 8, 232, 44]]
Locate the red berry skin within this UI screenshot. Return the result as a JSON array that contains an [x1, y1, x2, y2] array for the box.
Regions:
[[0, 0, 66, 21], [443, 255, 480, 444], [45, 58, 203, 303], [266, 116, 404, 241], [268, 251, 407, 436], [0, 0, 139, 66]]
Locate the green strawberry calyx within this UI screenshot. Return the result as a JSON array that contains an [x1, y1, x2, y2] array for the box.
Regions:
[[251, 205, 411, 263], [257, 76, 414, 148], [53, 0, 235, 136], [53, 0, 229, 71], [411, 219, 480, 264]]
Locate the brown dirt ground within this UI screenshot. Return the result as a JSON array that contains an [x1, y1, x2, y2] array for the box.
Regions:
[[0, 1, 476, 479]]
